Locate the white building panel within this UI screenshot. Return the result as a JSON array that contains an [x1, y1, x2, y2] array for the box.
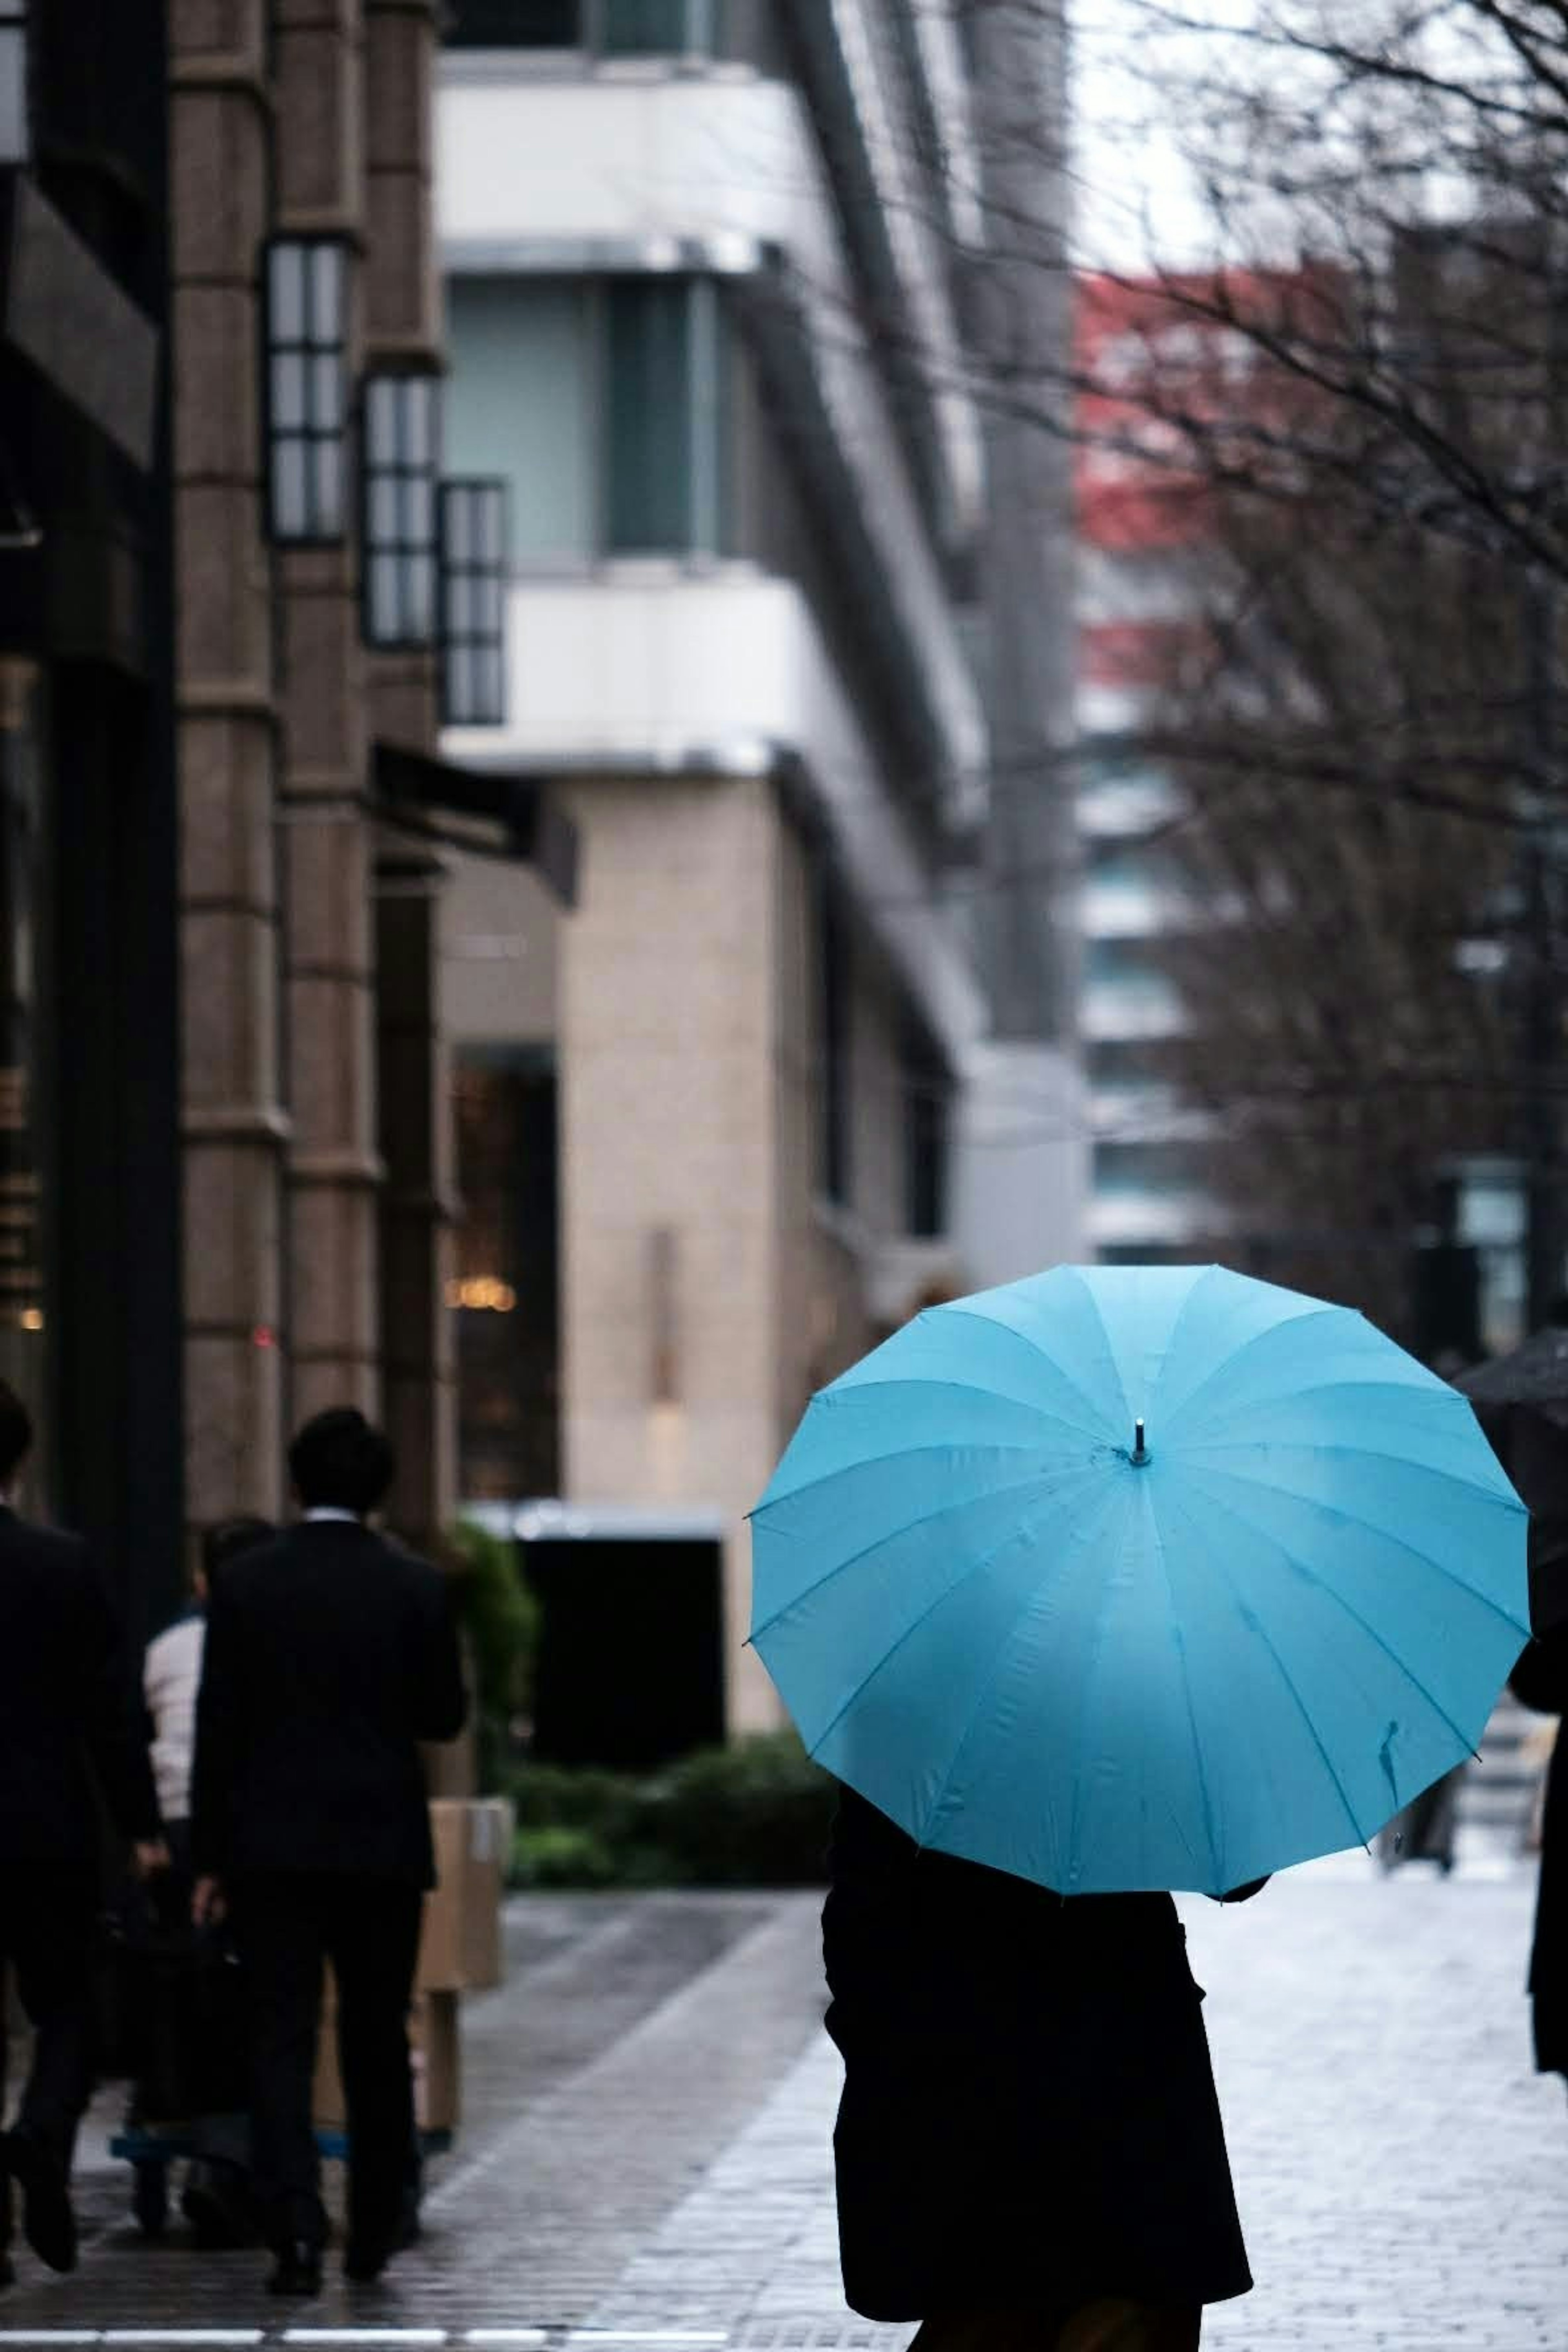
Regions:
[[443, 569, 990, 1064]]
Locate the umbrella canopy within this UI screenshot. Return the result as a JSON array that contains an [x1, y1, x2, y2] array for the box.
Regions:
[[1456, 1339, 1568, 1635], [751, 1263, 1529, 1898], [1457, 1325, 1568, 1425]]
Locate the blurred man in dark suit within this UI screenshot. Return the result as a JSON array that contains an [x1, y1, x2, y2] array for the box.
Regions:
[[191, 1408, 467, 2297], [0, 1380, 165, 2282]]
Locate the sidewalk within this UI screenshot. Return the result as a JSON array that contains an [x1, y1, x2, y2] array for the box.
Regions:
[[1, 1853, 1564, 2350]]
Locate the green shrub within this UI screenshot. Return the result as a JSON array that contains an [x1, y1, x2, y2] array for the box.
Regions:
[[647, 1733, 835, 1886], [510, 1826, 620, 1889], [502, 1733, 835, 1889], [447, 1518, 538, 1793], [510, 1762, 650, 1851]]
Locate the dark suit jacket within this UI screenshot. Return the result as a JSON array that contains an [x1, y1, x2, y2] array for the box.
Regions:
[[190, 1519, 468, 1888], [0, 1506, 160, 1862], [822, 1786, 1253, 2320], [1510, 1629, 1568, 2074]]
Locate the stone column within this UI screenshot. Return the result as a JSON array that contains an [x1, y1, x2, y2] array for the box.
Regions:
[[275, 0, 383, 1423], [172, 0, 289, 1526], [363, 0, 456, 1550]]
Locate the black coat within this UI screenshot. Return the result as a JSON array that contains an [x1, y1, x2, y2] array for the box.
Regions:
[[1510, 1628, 1568, 2074], [190, 1520, 467, 1887], [822, 1787, 1253, 2323], [0, 1506, 160, 1861]]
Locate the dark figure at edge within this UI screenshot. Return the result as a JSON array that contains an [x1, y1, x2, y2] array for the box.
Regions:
[[0, 1378, 166, 2282], [1510, 1623, 1568, 2086]]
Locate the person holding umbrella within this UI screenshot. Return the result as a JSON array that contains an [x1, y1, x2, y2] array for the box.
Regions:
[[752, 1265, 1530, 2350], [1456, 1305, 1568, 2086], [1510, 1624, 1568, 2087]]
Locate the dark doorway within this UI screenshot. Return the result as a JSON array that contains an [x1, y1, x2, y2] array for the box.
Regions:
[[453, 1045, 560, 1500], [522, 1531, 725, 1771]]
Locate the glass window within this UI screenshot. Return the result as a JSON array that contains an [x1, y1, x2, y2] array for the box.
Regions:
[[446, 279, 594, 563], [265, 240, 349, 543], [904, 1031, 949, 1241], [601, 0, 712, 53], [442, 0, 715, 51], [445, 275, 732, 564], [0, 5, 28, 165], [445, 1, 581, 44], [441, 479, 510, 726], [606, 279, 694, 553], [361, 375, 442, 649], [451, 1048, 560, 1502]]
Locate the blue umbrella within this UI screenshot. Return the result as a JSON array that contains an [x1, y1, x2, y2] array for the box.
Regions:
[[750, 1263, 1529, 1896]]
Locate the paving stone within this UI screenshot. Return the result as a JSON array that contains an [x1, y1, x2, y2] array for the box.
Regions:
[[0, 1848, 1563, 2351]]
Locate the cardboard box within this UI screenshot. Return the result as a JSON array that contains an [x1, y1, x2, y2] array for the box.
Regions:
[[461, 1798, 511, 1993], [416, 1801, 469, 1993], [312, 1985, 460, 2135]]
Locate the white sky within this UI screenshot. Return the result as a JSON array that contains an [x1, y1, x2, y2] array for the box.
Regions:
[[1070, 0, 1223, 270]]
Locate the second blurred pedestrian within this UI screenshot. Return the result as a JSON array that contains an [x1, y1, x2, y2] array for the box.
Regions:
[[190, 1409, 467, 2297], [140, 1514, 274, 2245]]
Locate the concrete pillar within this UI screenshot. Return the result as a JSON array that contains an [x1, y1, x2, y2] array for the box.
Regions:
[[558, 776, 784, 1732], [171, 0, 289, 1526]]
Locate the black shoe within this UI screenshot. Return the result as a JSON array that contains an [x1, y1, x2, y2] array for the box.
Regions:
[[343, 2235, 394, 2286], [4, 2134, 76, 2275], [268, 2241, 324, 2298]]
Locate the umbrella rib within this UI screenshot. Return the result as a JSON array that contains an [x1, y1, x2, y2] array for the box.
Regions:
[[933, 1304, 1123, 1441], [1178, 1459, 1530, 1636], [748, 1467, 1054, 1641], [801, 1473, 1107, 1772], [1066, 1265, 1136, 1437], [1160, 1305, 1349, 1438], [1062, 1479, 1139, 1889], [1177, 1467, 1490, 1769], [1145, 1500, 1225, 1895], [1155, 1482, 1374, 1858], [753, 1437, 1053, 1523], [1176, 1379, 1490, 1448], [1140, 1262, 1230, 1429], [836, 1370, 1109, 1447]]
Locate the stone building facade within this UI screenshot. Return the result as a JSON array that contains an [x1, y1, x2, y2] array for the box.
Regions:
[[173, 0, 569, 1557]]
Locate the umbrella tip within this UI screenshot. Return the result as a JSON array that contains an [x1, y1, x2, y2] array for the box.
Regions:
[[1130, 1419, 1150, 1466]]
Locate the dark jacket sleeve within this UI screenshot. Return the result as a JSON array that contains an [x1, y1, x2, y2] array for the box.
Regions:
[[80, 1550, 161, 1842], [412, 1569, 468, 1744], [1510, 1627, 1568, 1715], [190, 1578, 241, 1876]]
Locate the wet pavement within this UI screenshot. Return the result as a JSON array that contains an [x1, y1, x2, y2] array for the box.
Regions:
[[1, 1838, 1565, 2351]]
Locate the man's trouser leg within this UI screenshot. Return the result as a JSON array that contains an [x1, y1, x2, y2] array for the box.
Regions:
[[2, 1864, 98, 2178], [235, 1878, 328, 2252], [325, 1882, 423, 2259]]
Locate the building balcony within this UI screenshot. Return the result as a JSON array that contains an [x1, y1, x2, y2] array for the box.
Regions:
[[441, 566, 989, 1064]]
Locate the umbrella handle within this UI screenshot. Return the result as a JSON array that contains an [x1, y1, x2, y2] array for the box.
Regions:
[[1130, 1419, 1149, 1466]]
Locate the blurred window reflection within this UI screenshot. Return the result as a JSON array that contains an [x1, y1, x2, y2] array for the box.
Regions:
[[441, 479, 509, 725], [445, 276, 731, 564], [265, 240, 349, 542], [444, 1, 716, 52], [363, 374, 442, 648]]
